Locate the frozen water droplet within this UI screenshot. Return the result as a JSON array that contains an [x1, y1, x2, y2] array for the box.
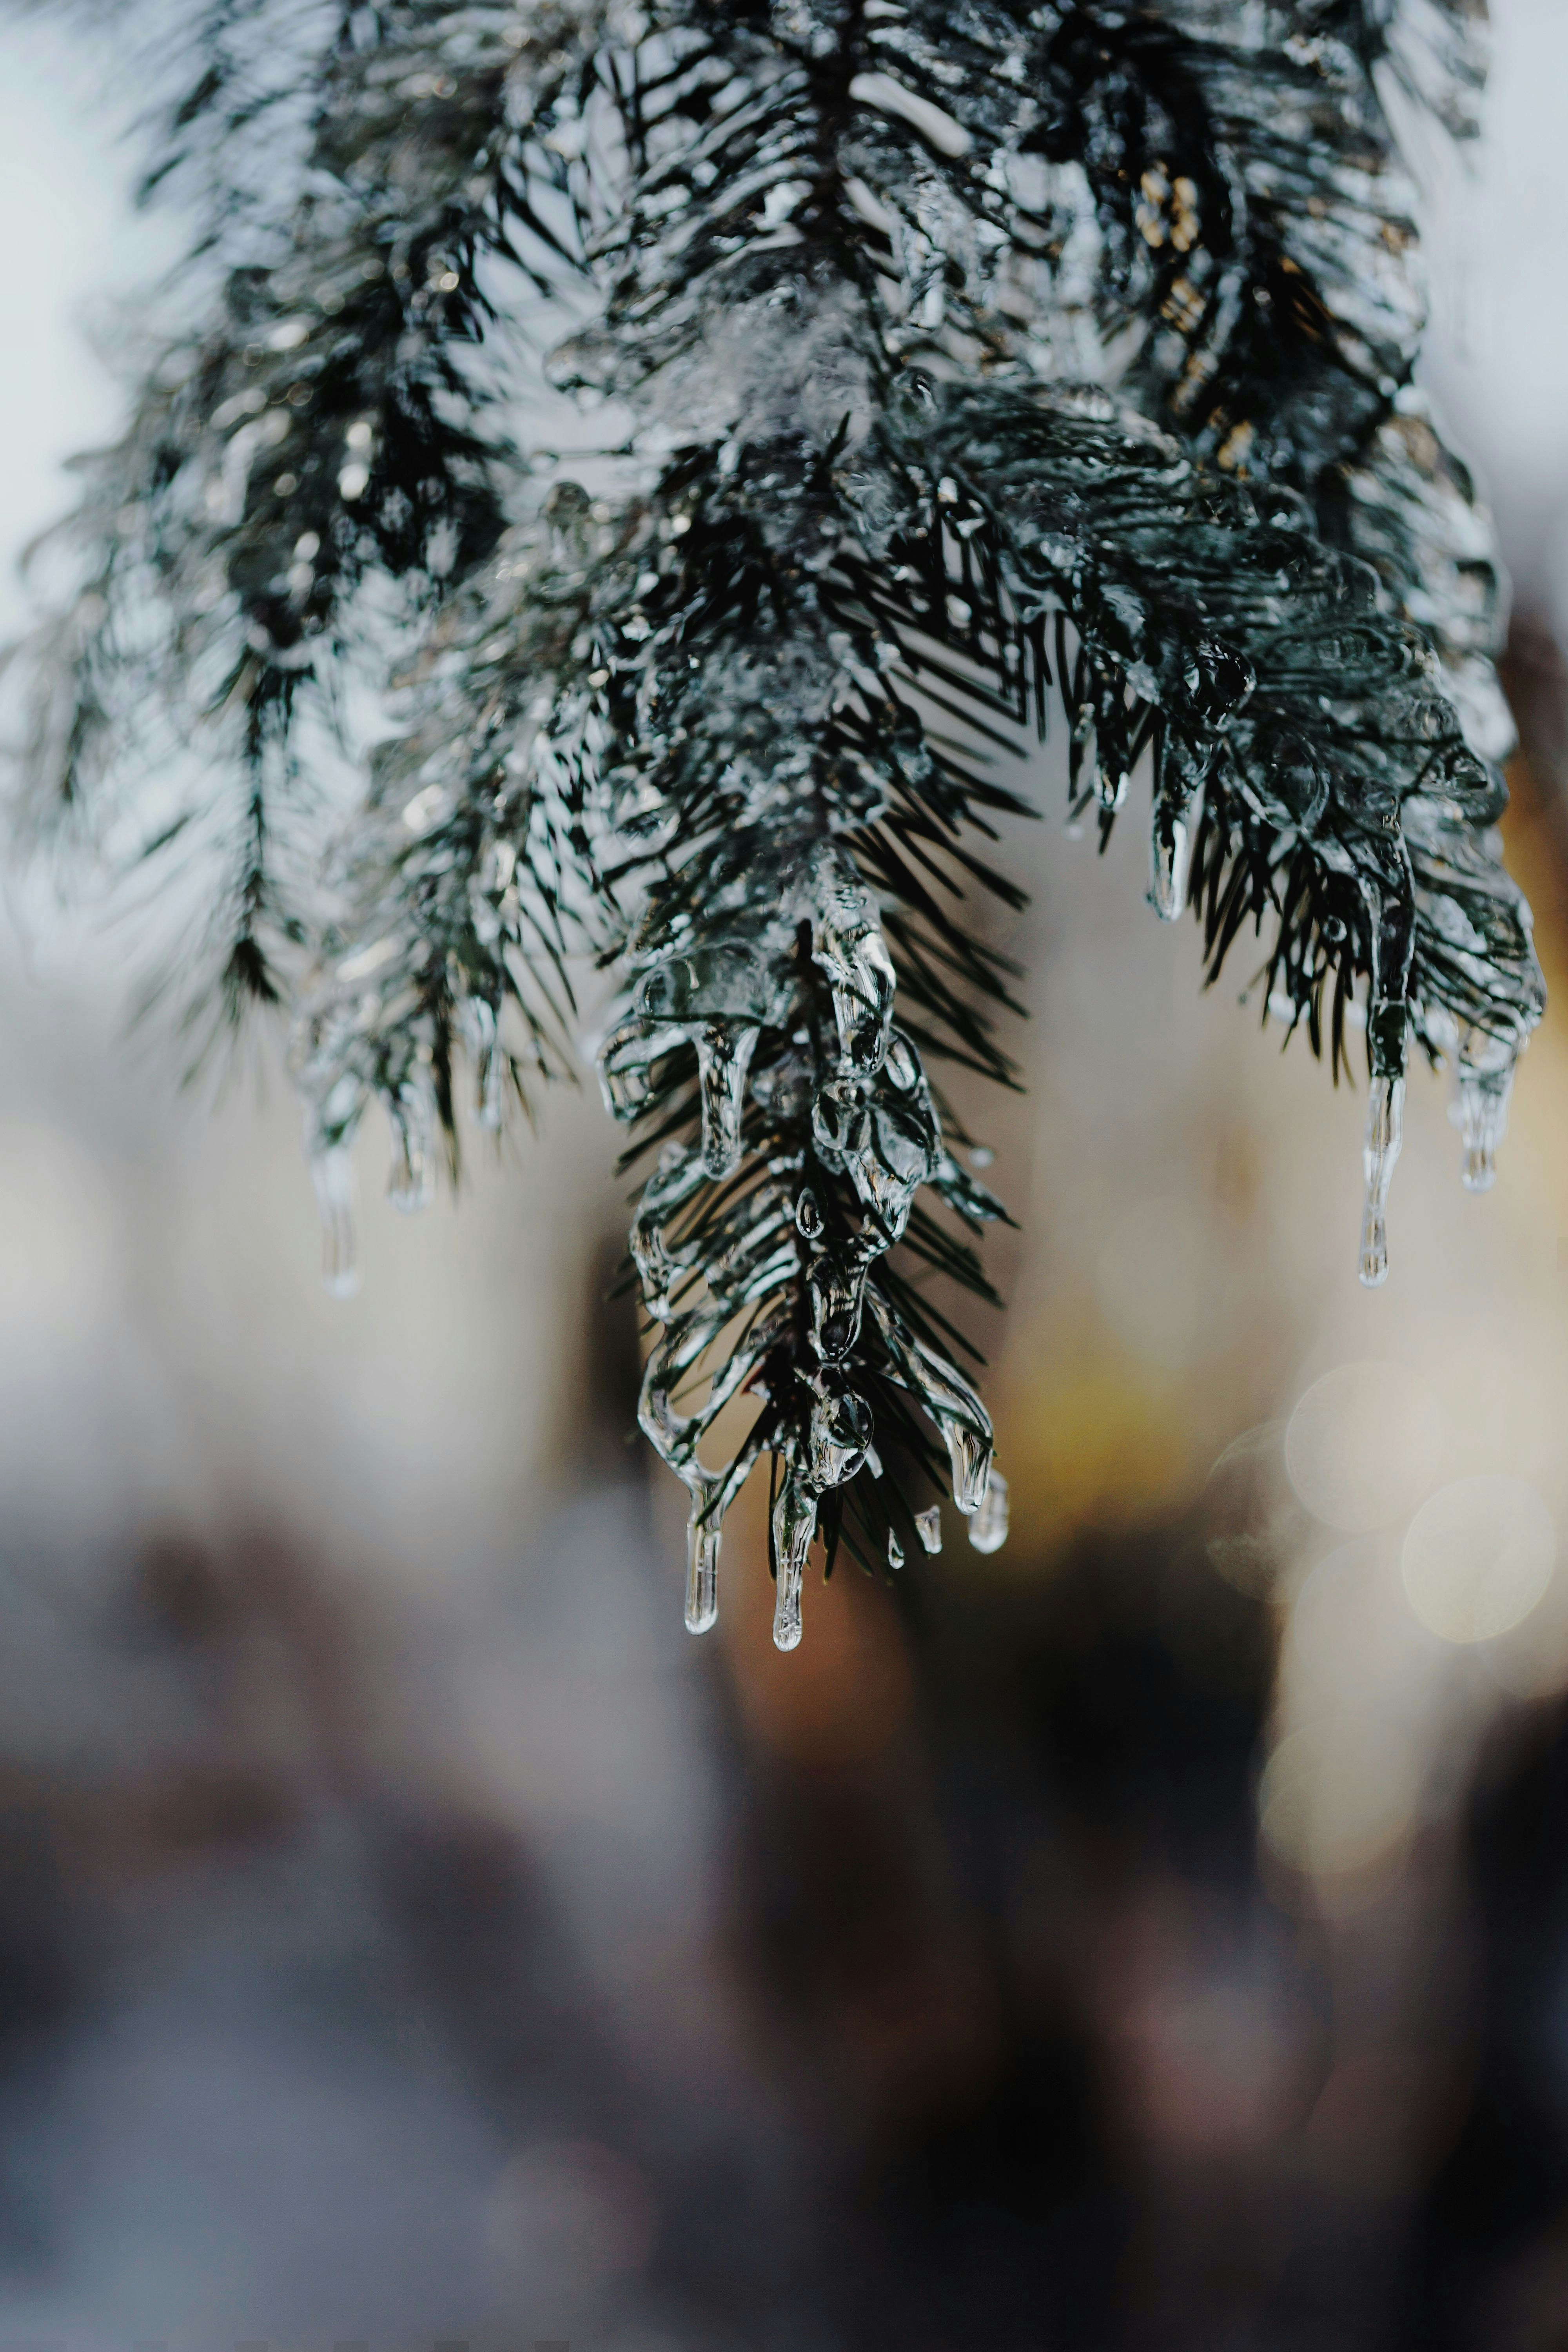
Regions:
[[944, 1416, 991, 1514], [968, 1468, 1009, 1553], [772, 1471, 815, 1652], [1456, 1062, 1513, 1194], [686, 1504, 720, 1635], [310, 1145, 358, 1298], [887, 1530, 904, 1570], [694, 1021, 759, 1177], [387, 1085, 434, 1213], [1358, 1074, 1405, 1288], [915, 1506, 942, 1554], [1149, 808, 1191, 921]]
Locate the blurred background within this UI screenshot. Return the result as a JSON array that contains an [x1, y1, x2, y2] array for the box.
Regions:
[[1, 5, 1568, 2347]]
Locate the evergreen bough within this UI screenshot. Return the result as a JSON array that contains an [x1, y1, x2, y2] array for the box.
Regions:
[[7, 0, 1544, 1646]]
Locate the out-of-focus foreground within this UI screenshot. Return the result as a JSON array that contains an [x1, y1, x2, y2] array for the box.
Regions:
[[2, 7, 1568, 2349]]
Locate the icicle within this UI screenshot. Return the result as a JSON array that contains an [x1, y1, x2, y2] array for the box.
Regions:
[[915, 1506, 942, 1554], [387, 1083, 434, 1212], [944, 1417, 991, 1512], [1358, 1072, 1405, 1287], [310, 1143, 359, 1298], [693, 1020, 760, 1176], [772, 1470, 816, 1652], [1149, 805, 1191, 921], [1455, 1056, 1514, 1194], [807, 1383, 873, 1488], [867, 1290, 993, 1512], [968, 1468, 1009, 1553], [686, 1502, 720, 1634], [1357, 886, 1411, 1282], [887, 1530, 904, 1570]]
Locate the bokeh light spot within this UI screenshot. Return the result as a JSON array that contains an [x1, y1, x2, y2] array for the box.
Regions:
[[1259, 1716, 1420, 1878], [1284, 1360, 1443, 1532], [1400, 1475, 1554, 1645]]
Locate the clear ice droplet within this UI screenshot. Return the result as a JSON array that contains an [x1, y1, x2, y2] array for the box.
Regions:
[[686, 1504, 720, 1635], [915, 1506, 942, 1554], [1457, 1064, 1513, 1194], [772, 1472, 816, 1653], [1149, 808, 1191, 921], [968, 1468, 1009, 1553], [387, 1085, 434, 1213], [310, 1145, 359, 1298], [887, 1530, 904, 1570], [945, 1416, 991, 1514], [1358, 1074, 1405, 1288]]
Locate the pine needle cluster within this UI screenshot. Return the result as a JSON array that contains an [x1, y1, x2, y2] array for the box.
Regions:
[[6, 0, 1543, 1645]]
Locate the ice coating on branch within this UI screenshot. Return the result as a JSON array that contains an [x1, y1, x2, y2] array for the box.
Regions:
[[630, 946, 786, 1176], [867, 1289, 993, 1515], [693, 1024, 761, 1179], [808, 849, 897, 1075], [600, 799, 1004, 1638], [598, 1018, 685, 1119], [102, 0, 1534, 1646]]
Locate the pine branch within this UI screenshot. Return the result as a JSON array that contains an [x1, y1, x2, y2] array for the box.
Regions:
[[4, 0, 1544, 1648]]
